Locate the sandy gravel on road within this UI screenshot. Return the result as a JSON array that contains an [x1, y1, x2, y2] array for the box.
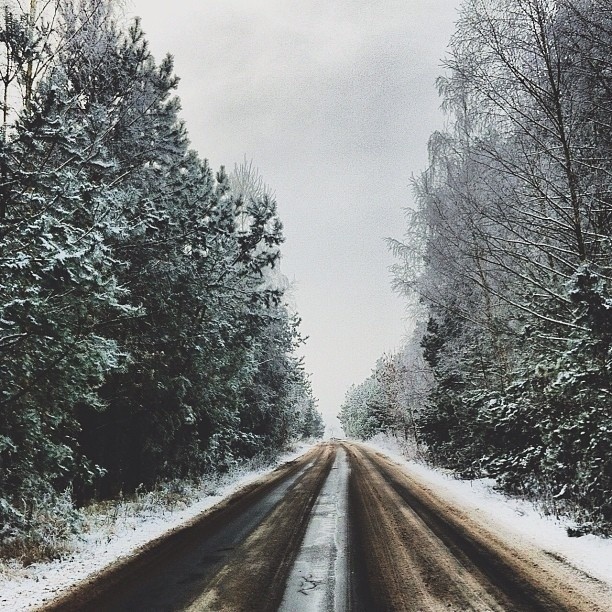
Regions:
[[34, 441, 612, 612], [346, 442, 612, 612]]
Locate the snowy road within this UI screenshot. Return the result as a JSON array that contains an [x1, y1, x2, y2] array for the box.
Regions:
[[40, 442, 612, 611]]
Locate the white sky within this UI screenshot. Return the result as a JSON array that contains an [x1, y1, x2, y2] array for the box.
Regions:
[[127, 0, 460, 432]]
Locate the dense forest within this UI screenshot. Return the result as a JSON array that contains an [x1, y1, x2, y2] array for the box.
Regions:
[[341, 0, 612, 533], [0, 0, 323, 558]]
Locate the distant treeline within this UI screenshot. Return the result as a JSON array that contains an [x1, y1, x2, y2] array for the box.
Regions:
[[0, 0, 323, 553], [341, 0, 612, 533]]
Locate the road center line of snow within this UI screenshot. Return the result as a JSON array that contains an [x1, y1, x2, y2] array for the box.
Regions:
[[278, 447, 350, 612]]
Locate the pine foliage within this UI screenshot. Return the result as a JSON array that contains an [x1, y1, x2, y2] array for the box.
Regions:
[[0, 0, 322, 559]]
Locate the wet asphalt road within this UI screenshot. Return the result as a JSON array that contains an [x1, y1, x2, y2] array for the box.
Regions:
[[41, 442, 611, 612]]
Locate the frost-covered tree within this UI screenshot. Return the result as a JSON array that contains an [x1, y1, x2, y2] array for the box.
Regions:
[[0, 42, 132, 533], [339, 327, 431, 451], [387, 0, 612, 530], [0, 2, 319, 557]]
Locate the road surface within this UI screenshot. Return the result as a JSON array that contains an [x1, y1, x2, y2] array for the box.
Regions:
[[42, 442, 612, 611]]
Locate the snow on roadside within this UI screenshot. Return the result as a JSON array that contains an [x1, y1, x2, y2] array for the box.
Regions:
[[364, 435, 612, 590], [0, 442, 316, 611]]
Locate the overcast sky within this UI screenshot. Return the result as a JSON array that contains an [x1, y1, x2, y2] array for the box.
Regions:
[[128, 0, 460, 432]]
